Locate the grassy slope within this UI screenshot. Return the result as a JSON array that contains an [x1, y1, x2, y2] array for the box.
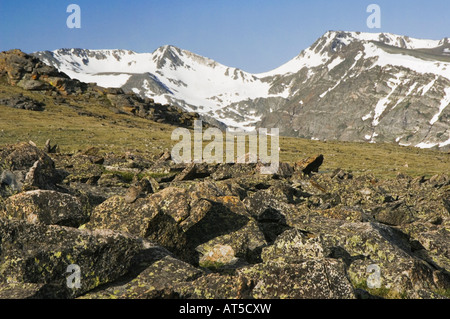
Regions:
[[0, 80, 448, 180]]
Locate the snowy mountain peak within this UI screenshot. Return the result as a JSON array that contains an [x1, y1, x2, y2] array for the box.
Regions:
[[258, 30, 450, 77]]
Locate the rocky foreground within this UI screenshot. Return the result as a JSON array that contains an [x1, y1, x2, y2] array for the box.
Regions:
[[0, 141, 449, 299]]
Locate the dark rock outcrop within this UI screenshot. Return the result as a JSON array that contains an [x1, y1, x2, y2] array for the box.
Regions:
[[0, 93, 45, 111]]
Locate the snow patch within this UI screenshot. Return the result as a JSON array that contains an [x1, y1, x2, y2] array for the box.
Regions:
[[362, 112, 373, 121], [420, 77, 437, 96], [415, 142, 438, 149], [438, 136, 450, 147], [430, 87, 450, 125], [327, 56, 345, 71], [363, 43, 450, 81], [372, 73, 403, 126]]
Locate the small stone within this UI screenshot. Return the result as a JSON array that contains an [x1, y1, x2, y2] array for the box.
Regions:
[[124, 185, 141, 204]]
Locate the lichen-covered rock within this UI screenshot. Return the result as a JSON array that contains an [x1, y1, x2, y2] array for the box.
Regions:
[[87, 186, 267, 266], [85, 194, 188, 259], [318, 221, 450, 298], [174, 273, 250, 299], [211, 163, 258, 181], [2, 190, 89, 227], [261, 228, 325, 263], [238, 259, 356, 299], [0, 218, 149, 298], [195, 215, 266, 268], [401, 222, 450, 272], [0, 282, 44, 299], [0, 142, 61, 193], [80, 254, 204, 299]]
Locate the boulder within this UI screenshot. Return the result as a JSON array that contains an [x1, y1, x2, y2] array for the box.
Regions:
[[87, 186, 266, 265], [0, 142, 62, 194], [2, 190, 89, 227], [211, 163, 257, 181], [238, 259, 356, 299], [85, 191, 190, 261], [294, 154, 324, 176], [0, 170, 23, 193], [0, 282, 45, 299], [174, 273, 251, 299], [320, 221, 450, 298], [81, 254, 204, 299], [18, 78, 51, 91], [0, 142, 53, 171], [0, 218, 150, 298]]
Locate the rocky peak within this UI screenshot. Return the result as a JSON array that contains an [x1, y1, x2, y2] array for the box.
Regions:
[[53, 48, 136, 61], [152, 45, 186, 70]]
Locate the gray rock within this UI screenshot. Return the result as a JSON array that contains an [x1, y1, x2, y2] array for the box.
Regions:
[[0, 170, 22, 192], [239, 259, 356, 299], [0, 218, 149, 298], [0, 94, 45, 111], [2, 190, 89, 227], [18, 79, 51, 91]]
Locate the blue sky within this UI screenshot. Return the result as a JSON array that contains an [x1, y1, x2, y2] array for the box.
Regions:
[[1, 0, 449, 73]]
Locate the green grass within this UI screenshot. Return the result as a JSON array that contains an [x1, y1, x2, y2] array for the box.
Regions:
[[102, 170, 136, 183], [0, 79, 449, 180], [279, 136, 449, 179], [353, 280, 408, 299], [0, 80, 176, 156], [432, 288, 450, 299]]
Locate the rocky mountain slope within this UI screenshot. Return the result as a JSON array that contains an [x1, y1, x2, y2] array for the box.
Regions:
[[33, 31, 450, 150], [0, 49, 202, 129]]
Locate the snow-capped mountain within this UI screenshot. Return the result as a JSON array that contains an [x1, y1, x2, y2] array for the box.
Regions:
[[33, 46, 273, 128], [33, 31, 450, 150]]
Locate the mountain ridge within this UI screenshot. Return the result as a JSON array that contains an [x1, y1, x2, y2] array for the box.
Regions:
[[32, 30, 450, 150]]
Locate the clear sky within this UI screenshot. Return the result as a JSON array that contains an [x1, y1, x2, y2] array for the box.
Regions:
[[1, 0, 449, 73]]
